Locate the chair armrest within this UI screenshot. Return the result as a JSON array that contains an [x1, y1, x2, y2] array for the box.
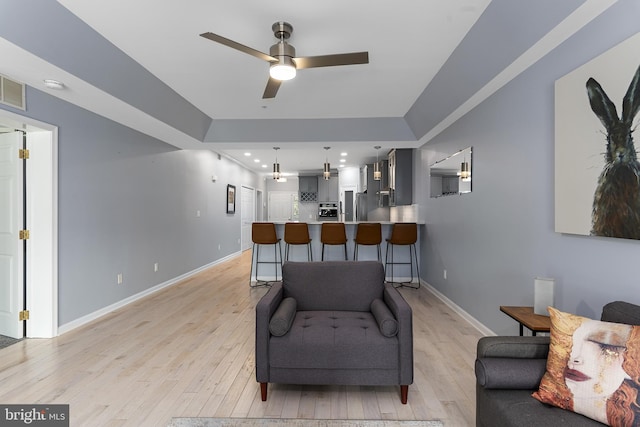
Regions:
[[383, 283, 413, 385], [255, 282, 284, 383], [475, 357, 547, 390], [477, 336, 550, 359]]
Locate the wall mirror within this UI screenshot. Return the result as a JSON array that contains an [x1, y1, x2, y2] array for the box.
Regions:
[[429, 147, 472, 198]]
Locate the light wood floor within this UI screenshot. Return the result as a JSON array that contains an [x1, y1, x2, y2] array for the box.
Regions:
[[0, 251, 484, 426]]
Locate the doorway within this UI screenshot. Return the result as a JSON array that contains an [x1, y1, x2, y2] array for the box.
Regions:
[[268, 191, 298, 222], [0, 110, 57, 338], [256, 190, 263, 221], [241, 186, 255, 251]]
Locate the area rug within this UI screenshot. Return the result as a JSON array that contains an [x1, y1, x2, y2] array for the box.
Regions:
[[0, 335, 21, 350], [168, 419, 443, 427]]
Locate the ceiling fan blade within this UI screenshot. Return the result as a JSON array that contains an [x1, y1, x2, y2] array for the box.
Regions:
[[200, 32, 277, 62], [262, 77, 282, 99], [293, 51, 369, 69]]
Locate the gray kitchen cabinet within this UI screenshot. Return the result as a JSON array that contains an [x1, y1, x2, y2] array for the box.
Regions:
[[299, 175, 318, 202], [318, 175, 339, 202], [388, 149, 413, 206], [299, 175, 318, 192]]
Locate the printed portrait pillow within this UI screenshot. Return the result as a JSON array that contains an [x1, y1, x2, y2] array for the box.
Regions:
[[532, 307, 640, 426]]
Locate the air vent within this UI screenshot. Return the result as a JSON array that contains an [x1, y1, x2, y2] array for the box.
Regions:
[[1, 74, 26, 110]]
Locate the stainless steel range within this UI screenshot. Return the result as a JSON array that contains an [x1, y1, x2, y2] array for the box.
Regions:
[[318, 202, 338, 221]]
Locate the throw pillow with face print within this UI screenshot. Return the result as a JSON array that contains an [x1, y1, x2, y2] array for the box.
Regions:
[[533, 307, 640, 427]]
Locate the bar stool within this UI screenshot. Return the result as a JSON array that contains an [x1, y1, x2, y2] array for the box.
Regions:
[[353, 222, 382, 261], [284, 222, 313, 261], [250, 222, 283, 287], [385, 223, 420, 288], [321, 222, 348, 261]]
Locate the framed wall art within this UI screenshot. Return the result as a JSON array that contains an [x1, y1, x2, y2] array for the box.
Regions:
[[555, 31, 640, 240]]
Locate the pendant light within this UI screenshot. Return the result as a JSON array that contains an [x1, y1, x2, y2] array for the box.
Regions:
[[459, 157, 470, 181], [373, 146, 382, 181], [273, 147, 281, 180], [323, 147, 331, 180]]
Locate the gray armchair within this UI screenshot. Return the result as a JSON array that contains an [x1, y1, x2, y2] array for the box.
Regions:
[[256, 260, 413, 403]]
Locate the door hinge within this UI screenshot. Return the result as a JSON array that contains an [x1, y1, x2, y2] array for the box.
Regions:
[[18, 148, 29, 159], [19, 310, 29, 321], [19, 229, 30, 240]]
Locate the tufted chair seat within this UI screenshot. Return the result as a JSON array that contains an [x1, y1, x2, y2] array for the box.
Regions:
[[270, 311, 399, 370], [256, 261, 413, 404]]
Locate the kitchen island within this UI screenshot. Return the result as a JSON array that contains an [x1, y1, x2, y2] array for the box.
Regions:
[[249, 221, 424, 283]]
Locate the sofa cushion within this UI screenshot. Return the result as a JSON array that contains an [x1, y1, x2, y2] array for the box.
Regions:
[[477, 388, 606, 427], [269, 297, 297, 337], [282, 261, 384, 312], [533, 307, 640, 426], [475, 357, 547, 389], [371, 298, 398, 337], [601, 301, 640, 326], [269, 310, 398, 370]]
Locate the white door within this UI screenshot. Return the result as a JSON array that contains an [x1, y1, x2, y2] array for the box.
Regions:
[[241, 186, 254, 251], [268, 191, 296, 221], [0, 131, 24, 338]]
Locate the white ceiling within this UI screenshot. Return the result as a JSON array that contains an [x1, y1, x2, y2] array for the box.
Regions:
[[0, 1, 616, 176], [57, 0, 490, 120], [54, 0, 490, 174]]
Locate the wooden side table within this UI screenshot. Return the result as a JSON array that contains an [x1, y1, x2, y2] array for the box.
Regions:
[[500, 306, 551, 336]]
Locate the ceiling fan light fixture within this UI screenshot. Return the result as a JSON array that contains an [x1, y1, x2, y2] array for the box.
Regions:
[[270, 60, 296, 81]]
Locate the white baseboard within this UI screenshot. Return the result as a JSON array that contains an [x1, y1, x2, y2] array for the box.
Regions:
[[422, 279, 496, 337], [58, 252, 241, 335]]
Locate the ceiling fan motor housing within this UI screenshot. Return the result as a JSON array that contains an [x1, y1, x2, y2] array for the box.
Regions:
[[270, 41, 296, 59], [272, 21, 293, 40]]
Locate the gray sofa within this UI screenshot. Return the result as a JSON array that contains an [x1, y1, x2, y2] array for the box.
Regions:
[[256, 260, 413, 403], [475, 301, 640, 427]]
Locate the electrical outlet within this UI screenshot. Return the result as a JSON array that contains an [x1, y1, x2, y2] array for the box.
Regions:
[[117, 273, 123, 285], [443, 269, 447, 280], [154, 263, 158, 272]]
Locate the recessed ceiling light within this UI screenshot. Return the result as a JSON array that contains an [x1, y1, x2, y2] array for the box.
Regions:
[[254, 159, 260, 163], [340, 152, 347, 156], [261, 164, 267, 168], [43, 79, 65, 90], [340, 159, 346, 163], [244, 152, 251, 156], [339, 164, 345, 168]]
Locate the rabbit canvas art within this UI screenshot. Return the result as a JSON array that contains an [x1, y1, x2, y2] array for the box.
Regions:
[[587, 64, 640, 239]]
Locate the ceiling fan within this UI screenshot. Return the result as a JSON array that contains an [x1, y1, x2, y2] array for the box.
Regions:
[[200, 22, 369, 99]]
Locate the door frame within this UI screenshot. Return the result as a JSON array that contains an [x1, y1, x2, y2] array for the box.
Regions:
[[240, 185, 255, 252], [0, 109, 58, 338]]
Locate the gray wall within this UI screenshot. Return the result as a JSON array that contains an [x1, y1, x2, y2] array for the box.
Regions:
[[0, 88, 262, 326], [418, 0, 640, 335]]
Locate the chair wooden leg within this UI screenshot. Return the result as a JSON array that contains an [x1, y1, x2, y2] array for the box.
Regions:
[[400, 385, 408, 404], [260, 382, 268, 401]]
